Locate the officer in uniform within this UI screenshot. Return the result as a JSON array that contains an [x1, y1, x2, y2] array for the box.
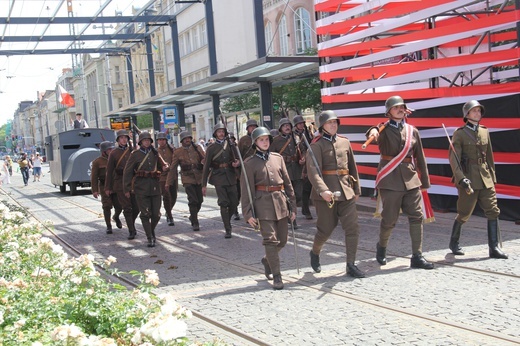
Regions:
[[166, 131, 206, 231], [293, 114, 314, 219], [157, 132, 177, 226], [105, 129, 140, 240], [270, 118, 303, 229], [91, 141, 122, 234], [307, 111, 365, 278], [123, 131, 168, 247], [448, 100, 508, 259], [366, 96, 434, 269], [229, 132, 241, 220], [241, 127, 296, 290], [202, 122, 240, 238], [238, 118, 258, 160]]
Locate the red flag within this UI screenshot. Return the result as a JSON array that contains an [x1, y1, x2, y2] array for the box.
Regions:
[[58, 85, 75, 107]]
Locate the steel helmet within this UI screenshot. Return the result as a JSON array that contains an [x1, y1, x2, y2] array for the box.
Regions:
[[318, 110, 339, 129], [385, 96, 407, 115], [179, 131, 193, 142], [157, 132, 168, 140], [462, 100, 485, 119], [100, 141, 115, 152], [293, 115, 305, 126], [246, 118, 259, 130], [251, 127, 273, 148], [212, 122, 228, 138], [270, 129, 280, 137], [138, 131, 153, 145], [278, 117, 293, 131], [116, 129, 130, 141]]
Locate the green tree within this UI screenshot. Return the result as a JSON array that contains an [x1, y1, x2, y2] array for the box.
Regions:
[[272, 77, 321, 117], [221, 93, 260, 113]]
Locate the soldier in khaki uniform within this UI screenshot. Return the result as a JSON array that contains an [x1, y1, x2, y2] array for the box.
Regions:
[[366, 96, 434, 269], [270, 118, 303, 229], [202, 123, 241, 238], [166, 131, 206, 231], [241, 127, 296, 290], [448, 100, 507, 259], [91, 141, 122, 234], [157, 132, 177, 226], [105, 129, 140, 240], [238, 118, 258, 160], [123, 132, 168, 247], [307, 111, 365, 278], [293, 114, 314, 219]]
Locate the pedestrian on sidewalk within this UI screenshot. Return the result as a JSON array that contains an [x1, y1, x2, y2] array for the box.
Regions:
[[17, 153, 32, 186], [166, 131, 205, 231], [448, 100, 508, 259], [5, 155, 13, 176], [1, 159, 10, 185], [307, 111, 365, 278], [91, 141, 122, 234], [32, 153, 43, 182], [123, 132, 168, 248], [241, 127, 296, 290], [366, 96, 434, 270], [157, 132, 177, 226], [202, 122, 240, 239]]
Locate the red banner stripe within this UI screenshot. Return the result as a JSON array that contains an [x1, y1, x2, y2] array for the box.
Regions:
[[339, 117, 520, 129]]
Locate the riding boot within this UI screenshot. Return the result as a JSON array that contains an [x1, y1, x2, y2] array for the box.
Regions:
[[309, 250, 321, 273], [488, 219, 508, 259], [449, 220, 465, 255], [346, 263, 365, 278], [221, 207, 232, 238], [376, 242, 387, 265], [124, 212, 137, 240], [265, 245, 283, 289], [151, 229, 156, 247], [112, 212, 123, 229], [189, 205, 200, 231], [141, 218, 154, 247], [261, 257, 273, 280], [103, 207, 112, 234]]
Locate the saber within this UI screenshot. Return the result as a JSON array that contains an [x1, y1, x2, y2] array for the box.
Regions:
[[301, 134, 334, 208], [442, 124, 474, 195]]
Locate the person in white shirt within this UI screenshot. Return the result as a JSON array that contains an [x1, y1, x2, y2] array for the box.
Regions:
[[32, 153, 43, 182], [73, 113, 89, 129]]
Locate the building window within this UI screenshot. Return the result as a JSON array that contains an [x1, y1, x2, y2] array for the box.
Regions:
[[265, 21, 274, 55], [278, 15, 288, 56], [294, 8, 312, 54], [200, 22, 207, 45], [115, 65, 121, 84], [117, 98, 123, 108]]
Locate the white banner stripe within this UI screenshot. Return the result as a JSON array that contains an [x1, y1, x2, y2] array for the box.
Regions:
[[317, 0, 391, 27]]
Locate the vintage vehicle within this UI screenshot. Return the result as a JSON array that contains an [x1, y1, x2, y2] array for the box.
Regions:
[[47, 128, 115, 195]]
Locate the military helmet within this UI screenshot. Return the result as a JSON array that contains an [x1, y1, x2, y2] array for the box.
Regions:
[[246, 118, 259, 130], [293, 115, 305, 125], [270, 129, 280, 137], [100, 141, 115, 153], [385, 96, 407, 115], [179, 131, 192, 142], [251, 127, 273, 148], [462, 100, 485, 118], [212, 122, 228, 138], [156, 132, 168, 140], [138, 131, 153, 145], [278, 118, 293, 131], [116, 129, 130, 141], [318, 110, 339, 129]]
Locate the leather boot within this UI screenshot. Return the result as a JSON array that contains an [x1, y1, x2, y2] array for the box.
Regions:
[[346, 263, 365, 278], [261, 257, 273, 280], [376, 242, 387, 265], [292, 220, 300, 230], [488, 219, 508, 259], [124, 212, 137, 240], [141, 219, 153, 247], [221, 207, 232, 238], [103, 207, 112, 233], [309, 250, 321, 273], [112, 215, 123, 229], [410, 253, 434, 269], [150, 230, 156, 247], [449, 220, 465, 255], [189, 206, 200, 231], [273, 274, 284, 290]]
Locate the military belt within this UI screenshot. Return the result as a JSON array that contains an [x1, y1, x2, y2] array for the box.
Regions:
[[255, 185, 284, 192], [381, 155, 412, 163], [322, 169, 349, 176], [283, 155, 298, 163], [135, 170, 161, 179], [468, 158, 485, 165], [211, 162, 230, 169]]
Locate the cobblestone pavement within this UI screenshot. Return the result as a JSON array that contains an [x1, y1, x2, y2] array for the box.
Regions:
[[2, 164, 519, 345]]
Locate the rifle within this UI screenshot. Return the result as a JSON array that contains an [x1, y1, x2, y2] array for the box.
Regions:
[[362, 123, 387, 149], [442, 124, 474, 195]]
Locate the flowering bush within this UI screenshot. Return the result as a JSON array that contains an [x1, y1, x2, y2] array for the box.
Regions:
[[0, 201, 198, 345]]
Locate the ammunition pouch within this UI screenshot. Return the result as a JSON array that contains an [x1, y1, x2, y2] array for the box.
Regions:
[[135, 170, 161, 179], [181, 163, 203, 172]]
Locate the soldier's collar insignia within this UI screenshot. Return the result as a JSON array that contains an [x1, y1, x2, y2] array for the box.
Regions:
[[465, 122, 478, 131], [255, 150, 270, 161], [322, 133, 336, 142]]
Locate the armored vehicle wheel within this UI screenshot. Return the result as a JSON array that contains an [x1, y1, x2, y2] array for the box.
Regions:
[[60, 184, 66, 193], [69, 182, 77, 196]]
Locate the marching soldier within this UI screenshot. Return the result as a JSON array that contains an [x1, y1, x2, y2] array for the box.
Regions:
[[241, 127, 296, 290], [307, 111, 365, 278], [157, 132, 177, 226], [202, 122, 240, 238], [293, 114, 314, 219], [105, 129, 140, 240], [166, 131, 206, 231], [123, 131, 168, 247], [238, 118, 258, 160], [270, 118, 303, 229], [366, 96, 434, 270], [229, 132, 241, 220], [91, 141, 122, 234], [448, 100, 507, 259]]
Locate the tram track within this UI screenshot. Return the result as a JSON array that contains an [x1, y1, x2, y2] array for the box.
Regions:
[[4, 183, 520, 344]]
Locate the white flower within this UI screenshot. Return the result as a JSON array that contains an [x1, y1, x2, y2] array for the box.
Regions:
[[144, 269, 160, 286], [85, 288, 94, 295], [0, 310, 4, 325], [14, 319, 26, 329], [31, 268, 51, 278], [31, 342, 43, 346], [51, 324, 85, 341]]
